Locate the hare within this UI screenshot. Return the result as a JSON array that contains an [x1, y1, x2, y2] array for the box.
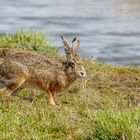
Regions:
[[0, 36, 86, 106]]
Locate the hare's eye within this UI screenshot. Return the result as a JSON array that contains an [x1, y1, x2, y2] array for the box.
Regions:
[[70, 61, 76, 67]]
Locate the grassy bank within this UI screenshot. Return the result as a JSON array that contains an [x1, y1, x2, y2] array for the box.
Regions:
[[0, 31, 140, 140]]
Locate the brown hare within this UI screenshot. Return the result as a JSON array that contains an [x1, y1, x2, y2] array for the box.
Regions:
[[0, 36, 86, 106]]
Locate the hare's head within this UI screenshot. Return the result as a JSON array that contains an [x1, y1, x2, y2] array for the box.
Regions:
[[61, 36, 86, 78]]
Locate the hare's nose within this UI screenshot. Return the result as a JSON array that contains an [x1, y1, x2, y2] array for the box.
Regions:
[[80, 71, 86, 77], [80, 72, 84, 76]]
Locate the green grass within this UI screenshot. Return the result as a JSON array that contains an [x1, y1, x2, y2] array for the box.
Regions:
[[88, 107, 140, 140], [0, 29, 58, 56], [0, 30, 140, 139]]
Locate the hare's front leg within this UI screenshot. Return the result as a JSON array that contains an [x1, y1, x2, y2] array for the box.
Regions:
[[47, 91, 56, 106]]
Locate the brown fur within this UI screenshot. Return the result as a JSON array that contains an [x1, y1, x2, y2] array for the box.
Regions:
[[0, 36, 86, 106]]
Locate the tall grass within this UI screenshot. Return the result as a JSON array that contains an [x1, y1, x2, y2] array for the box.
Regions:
[[0, 29, 58, 56]]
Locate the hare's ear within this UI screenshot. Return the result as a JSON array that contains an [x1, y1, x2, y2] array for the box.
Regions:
[[61, 36, 71, 55], [71, 37, 80, 54]]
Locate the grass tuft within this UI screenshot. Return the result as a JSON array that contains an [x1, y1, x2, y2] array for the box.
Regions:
[[0, 29, 58, 56]]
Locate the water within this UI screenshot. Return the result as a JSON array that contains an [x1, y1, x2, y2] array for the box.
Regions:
[[0, 0, 140, 66]]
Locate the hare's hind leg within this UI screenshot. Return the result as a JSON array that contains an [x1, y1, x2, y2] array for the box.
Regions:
[[0, 60, 29, 98], [3, 76, 26, 98]]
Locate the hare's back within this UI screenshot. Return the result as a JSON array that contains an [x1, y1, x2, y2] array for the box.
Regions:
[[6, 52, 63, 68]]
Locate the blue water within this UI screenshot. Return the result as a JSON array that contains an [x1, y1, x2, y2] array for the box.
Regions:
[[0, 0, 140, 65]]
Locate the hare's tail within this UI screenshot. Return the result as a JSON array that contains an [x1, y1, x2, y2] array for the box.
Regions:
[[0, 47, 16, 58], [0, 64, 5, 88]]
